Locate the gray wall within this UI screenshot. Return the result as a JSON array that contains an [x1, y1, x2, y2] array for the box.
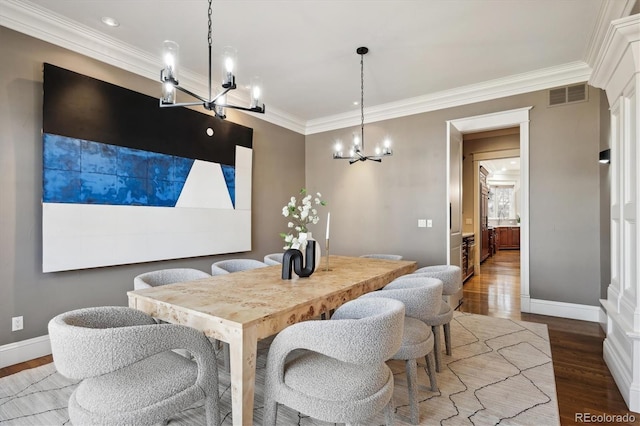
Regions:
[[0, 27, 305, 346], [306, 86, 604, 307]]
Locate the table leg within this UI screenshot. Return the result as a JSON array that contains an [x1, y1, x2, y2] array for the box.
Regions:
[[229, 325, 258, 426]]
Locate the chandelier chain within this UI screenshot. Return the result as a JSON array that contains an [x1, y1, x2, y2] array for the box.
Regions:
[[360, 52, 365, 151], [207, 0, 213, 48]]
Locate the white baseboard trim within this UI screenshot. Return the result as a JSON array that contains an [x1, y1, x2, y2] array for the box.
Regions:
[[520, 295, 531, 312], [603, 336, 640, 413], [0, 335, 51, 369], [599, 298, 609, 332], [528, 298, 602, 322], [603, 338, 631, 407]]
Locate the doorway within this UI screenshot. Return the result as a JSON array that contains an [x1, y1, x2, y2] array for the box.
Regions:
[[446, 107, 532, 312]]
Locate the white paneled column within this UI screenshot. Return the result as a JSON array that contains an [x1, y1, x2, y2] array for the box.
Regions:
[[591, 14, 640, 413]]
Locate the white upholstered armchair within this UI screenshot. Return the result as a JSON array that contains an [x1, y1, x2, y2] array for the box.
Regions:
[[211, 258, 269, 275], [48, 306, 220, 426], [263, 297, 405, 425]]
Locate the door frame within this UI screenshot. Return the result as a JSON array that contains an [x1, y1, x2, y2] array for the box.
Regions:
[[446, 106, 532, 312]]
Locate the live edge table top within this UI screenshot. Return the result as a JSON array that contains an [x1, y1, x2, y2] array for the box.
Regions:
[[127, 255, 417, 342]]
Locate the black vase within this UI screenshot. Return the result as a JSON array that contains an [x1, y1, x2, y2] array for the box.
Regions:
[[281, 240, 317, 279]]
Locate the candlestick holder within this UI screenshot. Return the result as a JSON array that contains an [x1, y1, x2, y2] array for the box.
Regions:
[[324, 238, 331, 271]]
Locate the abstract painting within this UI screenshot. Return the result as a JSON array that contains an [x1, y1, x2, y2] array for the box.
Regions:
[[41, 64, 252, 272]]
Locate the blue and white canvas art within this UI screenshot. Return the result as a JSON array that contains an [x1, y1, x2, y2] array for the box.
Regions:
[[42, 64, 253, 272]]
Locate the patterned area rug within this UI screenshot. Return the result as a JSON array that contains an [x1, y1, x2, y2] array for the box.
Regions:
[[0, 312, 559, 425]]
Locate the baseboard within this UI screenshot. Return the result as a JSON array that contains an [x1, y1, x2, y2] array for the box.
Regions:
[[0, 335, 51, 369], [528, 298, 602, 322], [520, 294, 531, 312], [603, 338, 630, 406], [599, 298, 609, 332]]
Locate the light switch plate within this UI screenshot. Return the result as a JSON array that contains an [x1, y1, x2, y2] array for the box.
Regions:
[[418, 219, 427, 228], [466, 218, 473, 225], [427, 219, 433, 228]]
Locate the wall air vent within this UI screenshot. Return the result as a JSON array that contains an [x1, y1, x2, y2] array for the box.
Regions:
[[548, 83, 588, 107]]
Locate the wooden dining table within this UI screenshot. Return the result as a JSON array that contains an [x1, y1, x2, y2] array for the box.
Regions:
[[127, 255, 416, 426]]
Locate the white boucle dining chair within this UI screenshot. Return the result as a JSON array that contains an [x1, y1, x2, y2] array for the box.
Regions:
[[211, 258, 269, 275], [360, 276, 442, 424], [263, 297, 405, 426], [263, 253, 284, 265], [360, 254, 404, 260], [409, 264, 462, 366], [133, 268, 210, 290], [48, 306, 220, 426]]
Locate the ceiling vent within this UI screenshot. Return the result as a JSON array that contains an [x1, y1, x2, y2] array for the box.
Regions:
[[548, 83, 588, 107]]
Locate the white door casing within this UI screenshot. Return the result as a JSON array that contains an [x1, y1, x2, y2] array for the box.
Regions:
[[446, 107, 532, 310]]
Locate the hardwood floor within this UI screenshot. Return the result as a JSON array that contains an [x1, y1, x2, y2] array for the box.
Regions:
[[461, 249, 639, 425], [2, 251, 638, 425]]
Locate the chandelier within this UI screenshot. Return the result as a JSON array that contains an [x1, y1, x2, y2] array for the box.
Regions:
[[159, 0, 265, 119], [333, 47, 392, 164]]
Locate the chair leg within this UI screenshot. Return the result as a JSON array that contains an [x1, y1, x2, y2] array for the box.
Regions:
[[263, 398, 277, 426], [432, 325, 442, 372], [405, 359, 420, 424], [444, 321, 452, 355], [383, 397, 395, 426], [204, 393, 220, 426], [425, 351, 438, 391]]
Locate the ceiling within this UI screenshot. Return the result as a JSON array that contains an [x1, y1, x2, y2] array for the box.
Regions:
[[1, 0, 635, 134], [482, 158, 521, 176]]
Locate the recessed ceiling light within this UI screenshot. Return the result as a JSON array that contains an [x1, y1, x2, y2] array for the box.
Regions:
[[101, 16, 120, 27]]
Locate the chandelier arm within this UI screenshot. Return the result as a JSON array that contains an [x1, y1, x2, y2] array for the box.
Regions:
[[165, 85, 210, 104], [211, 85, 233, 103], [160, 100, 208, 108], [217, 104, 266, 114]]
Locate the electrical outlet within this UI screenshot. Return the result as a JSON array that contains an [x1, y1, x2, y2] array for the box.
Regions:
[[12, 316, 23, 331], [418, 219, 427, 228]]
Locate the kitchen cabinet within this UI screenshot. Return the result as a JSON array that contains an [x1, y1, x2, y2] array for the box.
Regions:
[[489, 227, 497, 256], [497, 227, 520, 249], [462, 234, 475, 282], [480, 166, 490, 262]]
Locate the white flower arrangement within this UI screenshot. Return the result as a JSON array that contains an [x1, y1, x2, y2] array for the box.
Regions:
[[280, 188, 326, 250]]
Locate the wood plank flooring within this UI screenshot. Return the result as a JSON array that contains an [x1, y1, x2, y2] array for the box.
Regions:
[[2, 250, 639, 425], [461, 249, 639, 425]]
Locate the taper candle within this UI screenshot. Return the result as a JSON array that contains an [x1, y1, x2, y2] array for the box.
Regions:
[[326, 212, 331, 240]]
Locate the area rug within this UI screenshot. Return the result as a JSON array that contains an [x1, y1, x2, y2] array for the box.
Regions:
[[0, 312, 559, 425]]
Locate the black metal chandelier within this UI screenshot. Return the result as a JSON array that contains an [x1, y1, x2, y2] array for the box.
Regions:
[[159, 0, 265, 119], [333, 47, 392, 164]]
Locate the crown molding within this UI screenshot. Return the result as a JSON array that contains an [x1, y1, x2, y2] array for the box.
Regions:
[[584, 0, 637, 67], [0, 0, 607, 137], [305, 62, 591, 135], [589, 14, 640, 94]]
